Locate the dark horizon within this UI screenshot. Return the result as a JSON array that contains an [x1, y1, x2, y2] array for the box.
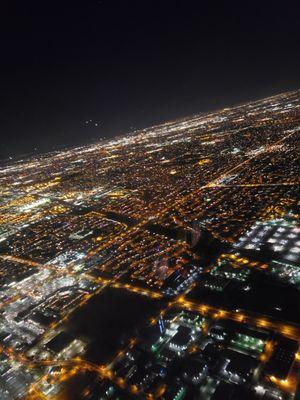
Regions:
[[2, 86, 300, 163], [1, 0, 300, 158]]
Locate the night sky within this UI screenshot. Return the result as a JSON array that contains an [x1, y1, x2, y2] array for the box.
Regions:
[[1, 0, 300, 159]]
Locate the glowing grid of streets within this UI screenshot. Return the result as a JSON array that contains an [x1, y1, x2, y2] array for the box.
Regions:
[[0, 90, 299, 400]]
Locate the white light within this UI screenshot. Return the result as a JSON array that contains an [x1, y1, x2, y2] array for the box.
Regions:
[[290, 247, 300, 254], [273, 245, 284, 252]]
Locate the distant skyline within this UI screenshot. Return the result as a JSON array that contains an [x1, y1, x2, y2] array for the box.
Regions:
[[1, 0, 300, 158]]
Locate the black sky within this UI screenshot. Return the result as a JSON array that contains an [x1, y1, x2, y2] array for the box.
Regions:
[[1, 0, 300, 159]]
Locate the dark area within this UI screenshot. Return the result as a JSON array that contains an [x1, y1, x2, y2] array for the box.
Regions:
[[67, 287, 162, 363], [187, 270, 300, 325], [264, 337, 299, 380], [46, 331, 75, 354]]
